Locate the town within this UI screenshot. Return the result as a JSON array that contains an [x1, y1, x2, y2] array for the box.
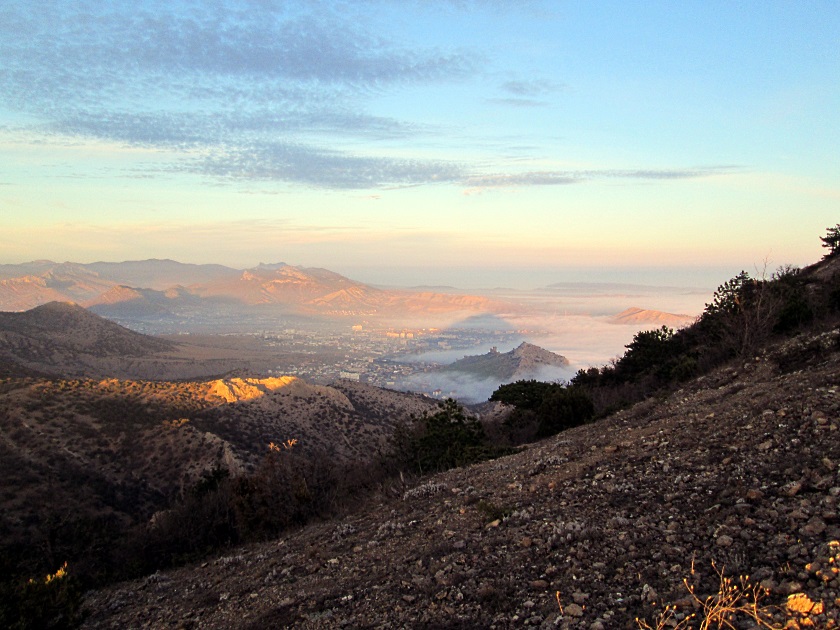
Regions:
[[247, 323, 540, 393]]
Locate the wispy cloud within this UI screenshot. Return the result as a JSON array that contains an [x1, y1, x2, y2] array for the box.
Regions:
[[489, 78, 565, 107], [487, 98, 549, 108], [182, 142, 465, 189], [500, 79, 564, 97], [0, 3, 744, 193], [0, 2, 473, 188], [463, 165, 741, 192]]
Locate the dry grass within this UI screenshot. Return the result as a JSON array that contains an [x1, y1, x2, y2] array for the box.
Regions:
[[635, 560, 831, 630]]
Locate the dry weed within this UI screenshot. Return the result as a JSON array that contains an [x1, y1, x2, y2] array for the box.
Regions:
[[636, 561, 781, 630]]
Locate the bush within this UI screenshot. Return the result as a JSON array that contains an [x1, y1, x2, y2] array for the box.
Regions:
[[393, 399, 513, 474], [535, 386, 595, 437], [490, 380, 559, 410], [0, 563, 82, 630], [491, 380, 595, 441]]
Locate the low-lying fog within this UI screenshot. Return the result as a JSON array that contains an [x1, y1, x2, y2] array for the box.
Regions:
[[395, 282, 712, 403]]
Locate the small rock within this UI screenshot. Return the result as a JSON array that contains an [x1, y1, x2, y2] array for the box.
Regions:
[[759, 579, 777, 592], [787, 592, 824, 615], [530, 579, 549, 589], [781, 481, 803, 497], [572, 591, 589, 604], [800, 517, 826, 537], [745, 488, 764, 501], [564, 603, 584, 617], [716, 535, 734, 548]]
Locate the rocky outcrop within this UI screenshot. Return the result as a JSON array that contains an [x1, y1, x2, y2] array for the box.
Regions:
[[445, 342, 569, 381], [205, 376, 300, 403]]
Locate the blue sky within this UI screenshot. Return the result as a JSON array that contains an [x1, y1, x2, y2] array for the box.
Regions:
[[1, 1, 838, 288]]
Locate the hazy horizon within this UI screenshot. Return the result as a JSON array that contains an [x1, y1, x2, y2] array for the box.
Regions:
[[0, 255, 759, 293]]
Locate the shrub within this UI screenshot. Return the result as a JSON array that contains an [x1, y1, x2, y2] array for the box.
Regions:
[[0, 563, 82, 630], [492, 380, 595, 440], [535, 386, 595, 437], [636, 562, 780, 629], [490, 380, 559, 410], [392, 399, 513, 474]]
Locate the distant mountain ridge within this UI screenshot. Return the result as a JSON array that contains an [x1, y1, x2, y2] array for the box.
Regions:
[[609, 306, 694, 327], [0, 259, 505, 324]]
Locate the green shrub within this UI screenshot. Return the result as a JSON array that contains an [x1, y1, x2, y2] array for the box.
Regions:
[[491, 380, 595, 440], [393, 399, 512, 474], [535, 386, 595, 437], [490, 380, 559, 410]]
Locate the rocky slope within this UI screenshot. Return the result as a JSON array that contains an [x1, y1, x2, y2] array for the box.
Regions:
[[81, 328, 840, 628]]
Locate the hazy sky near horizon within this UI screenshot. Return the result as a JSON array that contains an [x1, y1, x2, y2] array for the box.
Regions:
[[1, 1, 838, 289]]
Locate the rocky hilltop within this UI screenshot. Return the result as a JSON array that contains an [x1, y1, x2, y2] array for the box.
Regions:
[[445, 342, 570, 381], [80, 327, 840, 628]]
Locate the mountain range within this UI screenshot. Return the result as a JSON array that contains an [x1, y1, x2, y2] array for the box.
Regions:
[[0, 260, 507, 328]]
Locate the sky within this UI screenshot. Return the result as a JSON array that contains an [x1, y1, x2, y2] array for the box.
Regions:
[[1, 1, 838, 289]]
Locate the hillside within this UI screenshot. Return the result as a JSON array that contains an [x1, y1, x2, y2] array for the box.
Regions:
[[194, 377, 439, 467], [0, 302, 310, 380], [0, 302, 176, 376], [80, 327, 840, 628], [0, 374, 441, 595]]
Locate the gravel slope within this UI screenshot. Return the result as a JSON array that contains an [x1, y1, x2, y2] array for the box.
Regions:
[[82, 330, 840, 628]]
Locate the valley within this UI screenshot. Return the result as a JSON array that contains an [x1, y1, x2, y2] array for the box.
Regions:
[[6, 255, 839, 628]]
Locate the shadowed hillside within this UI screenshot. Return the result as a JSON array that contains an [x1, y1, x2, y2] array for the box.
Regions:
[[0, 303, 290, 380]]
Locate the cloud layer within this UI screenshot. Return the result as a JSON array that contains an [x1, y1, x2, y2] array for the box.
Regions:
[[0, 2, 739, 191]]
